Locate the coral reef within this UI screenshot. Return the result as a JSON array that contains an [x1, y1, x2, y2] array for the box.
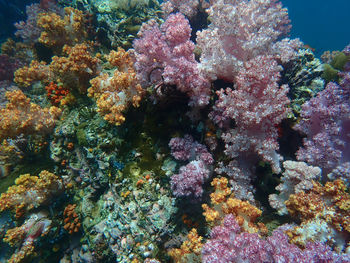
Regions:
[[0, 0, 349, 262]]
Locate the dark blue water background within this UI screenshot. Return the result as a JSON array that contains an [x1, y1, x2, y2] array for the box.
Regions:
[[282, 0, 350, 56]]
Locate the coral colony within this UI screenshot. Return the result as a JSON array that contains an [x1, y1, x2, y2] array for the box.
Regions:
[[0, 0, 349, 262]]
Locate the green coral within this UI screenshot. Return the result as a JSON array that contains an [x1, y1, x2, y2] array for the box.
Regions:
[[322, 52, 350, 82]]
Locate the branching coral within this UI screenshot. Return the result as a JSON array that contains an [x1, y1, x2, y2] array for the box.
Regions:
[[0, 90, 61, 141], [0, 170, 63, 218], [88, 48, 144, 125]]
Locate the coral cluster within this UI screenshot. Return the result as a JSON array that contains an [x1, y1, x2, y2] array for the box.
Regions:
[[196, 0, 301, 81], [269, 160, 322, 215], [1, 0, 349, 261]]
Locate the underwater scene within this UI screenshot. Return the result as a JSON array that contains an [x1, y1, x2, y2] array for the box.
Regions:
[[0, 0, 349, 262]]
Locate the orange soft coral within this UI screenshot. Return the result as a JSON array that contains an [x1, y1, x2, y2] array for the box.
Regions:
[[37, 7, 88, 51], [285, 179, 350, 251], [63, 204, 81, 234], [14, 60, 50, 87], [286, 179, 350, 232], [168, 228, 203, 263], [202, 177, 266, 234], [45, 82, 71, 106], [0, 90, 61, 141], [50, 43, 100, 92], [88, 48, 144, 125], [0, 170, 63, 218]]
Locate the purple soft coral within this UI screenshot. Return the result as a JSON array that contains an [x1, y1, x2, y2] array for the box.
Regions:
[[133, 13, 210, 107], [294, 79, 350, 175], [202, 214, 350, 263], [169, 135, 213, 198], [211, 55, 290, 173]]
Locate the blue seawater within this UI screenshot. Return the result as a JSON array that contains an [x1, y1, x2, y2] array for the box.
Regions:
[[282, 0, 350, 56]]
